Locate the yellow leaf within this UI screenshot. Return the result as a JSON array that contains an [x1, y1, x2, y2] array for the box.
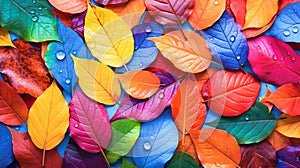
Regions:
[[28, 81, 69, 150], [105, 0, 146, 28], [72, 56, 121, 105], [276, 114, 300, 138], [0, 27, 15, 48], [149, 30, 212, 73], [243, 0, 278, 29], [84, 4, 134, 67]]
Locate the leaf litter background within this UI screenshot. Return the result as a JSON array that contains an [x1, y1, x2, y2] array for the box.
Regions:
[[0, 0, 300, 167]]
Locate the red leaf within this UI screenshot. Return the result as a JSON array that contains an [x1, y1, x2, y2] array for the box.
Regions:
[[0, 39, 50, 97], [202, 70, 260, 116], [248, 36, 300, 86], [52, 9, 73, 27], [10, 130, 62, 168], [0, 81, 28, 126]]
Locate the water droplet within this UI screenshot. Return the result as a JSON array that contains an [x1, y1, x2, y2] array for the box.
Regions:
[[74, 123, 79, 128], [90, 42, 96, 48], [257, 46, 261, 50], [283, 30, 290, 36], [38, 7, 42, 11], [150, 136, 154, 140], [280, 57, 284, 61], [159, 92, 165, 99], [292, 26, 299, 33], [59, 69, 63, 73], [230, 35, 235, 42], [15, 126, 20, 131], [214, 0, 219, 5], [210, 37, 214, 41], [36, 12, 39, 15], [278, 158, 282, 163], [245, 115, 250, 121], [73, 51, 77, 55], [287, 52, 291, 56], [139, 63, 143, 67], [32, 16, 39, 22], [94, 104, 98, 108], [215, 163, 220, 167], [292, 56, 296, 61], [145, 25, 152, 33], [296, 156, 300, 162], [143, 141, 151, 150], [273, 55, 278, 61], [32, 0, 36, 4], [236, 55, 241, 60], [39, 13, 42, 16], [30, 9, 35, 14], [65, 79, 71, 85], [56, 51, 66, 61], [134, 46, 139, 50], [203, 92, 209, 98]]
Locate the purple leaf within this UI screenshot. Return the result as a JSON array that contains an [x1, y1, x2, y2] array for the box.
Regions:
[[71, 11, 86, 38], [69, 89, 112, 153], [94, 0, 128, 5], [63, 139, 109, 168], [277, 146, 300, 167]]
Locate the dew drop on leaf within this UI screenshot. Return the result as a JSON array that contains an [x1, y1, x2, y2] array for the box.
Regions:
[[278, 158, 282, 163], [215, 163, 220, 167], [296, 156, 300, 162], [74, 123, 79, 128], [139, 63, 143, 67], [159, 92, 165, 99], [59, 69, 63, 73], [292, 56, 296, 61], [292, 26, 299, 33], [150, 136, 154, 140], [244, 115, 250, 121], [65, 79, 71, 85], [230, 35, 235, 42], [214, 0, 219, 5], [90, 42, 96, 48], [145, 25, 152, 33], [236, 55, 241, 60], [38, 7, 42, 11], [280, 57, 284, 61], [273, 55, 278, 61], [72, 51, 77, 55], [30, 9, 35, 14], [31, 16, 39, 22], [143, 141, 151, 150], [283, 30, 290, 36], [56, 51, 66, 61], [32, 0, 36, 4], [15, 126, 20, 131]]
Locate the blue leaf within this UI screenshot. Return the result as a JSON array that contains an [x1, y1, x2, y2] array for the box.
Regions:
[[0, 74, 3, 81], [56, 133, 70, 158], [131, 107, 178, 168], [268, 2, 300, 42], [44, 19, 94, 94], [0, 123, 13, 167], [115, 22, 163, 73], [200, 11, 248, 70], [277, 146, 300, 167]]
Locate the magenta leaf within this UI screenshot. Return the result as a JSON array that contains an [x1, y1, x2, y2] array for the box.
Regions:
[[94, 0, 128, 5], [69, 89, 112, 153], [248, 36, 300, 86]]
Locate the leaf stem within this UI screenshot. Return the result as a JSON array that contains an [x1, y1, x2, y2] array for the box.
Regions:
[[99, 147, 110, 166], [42, 148, 46, 167]]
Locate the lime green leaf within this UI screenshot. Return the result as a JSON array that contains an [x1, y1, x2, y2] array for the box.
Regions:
[[0, 0, 60, 42], [120, 157, 136, 168]]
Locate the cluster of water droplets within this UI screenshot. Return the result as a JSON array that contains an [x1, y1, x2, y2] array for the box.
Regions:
[[283, 26, 299, 37], [55, 50, 75, 85]]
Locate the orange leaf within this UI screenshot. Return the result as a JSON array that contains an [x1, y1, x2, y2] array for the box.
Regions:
[[243, 0, 278, 29], [276, 114, 300, 138], [243, 16, 276, 38], [10, 130, 63, 168], [48, 0, 87, 14], [260, 85, 273, 112], [0, 81, 28, 126], [263, 83, 300, 116], [195, 68, 218, 93], [0, 39, 50, 97], [190, 128, 241, 168], [176, 134, 200, 164], [117, 70, 160, 99], [189, 0, 226, 30], [171, 73, 206, 136], [105, 0, 146, 28], [267, 130, 292, 151]]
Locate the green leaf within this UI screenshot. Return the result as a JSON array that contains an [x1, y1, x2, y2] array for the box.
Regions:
[[165, 152, 199, 168], [206, 102, 276, 144], [106, 119, 141, 163], [0, 0, 60, 42], [119, 157, 136, 168]]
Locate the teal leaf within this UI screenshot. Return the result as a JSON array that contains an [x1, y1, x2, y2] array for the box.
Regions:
[[166, 152, 199, 168]]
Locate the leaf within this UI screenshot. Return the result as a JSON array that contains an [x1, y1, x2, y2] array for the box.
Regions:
[[45, 20, 93, 94], [117, 70, 160, 99], [0, 123, 13, 167], [243, 16, 276, 38], [69, 89, 112, 153], [105, 0, 146, 28], [189, 0, 226, 30], [95, 0, 128, 5], [149, 30, 212, 73], [131, 108, 178, 168], [51, 9, 73, 28], [269, 2, 300, 42], [243, 0, 278, 29], [262, 83, 300, 116], [276, 114, 300, 138], [119, 157, 136, 168], [10, 130, 63, 168], [165, 151, 199, 168], [171, 73, 206, 136], [0, 80, 28, 126], [190, 128, 241, 168], [106, 119, 141, 163], [240, 140, 276, 168], [202, 70, 261, 116], [49, 0, 87, 14], [0, 39, 50, 97], [0, 27, 15, 47], [206, 102, 277, 144], [267, 130, 292, 151], [0, 0, 60, 42], [84, 4, 134, 67], [227, 0, 246, 27], [277, 146, 300, 167], [279, 0, 300, 11], [28, 81, 69, 150], [115, 22, 163, 73], [145, 0, 194, 27], [176, 135, 199, 164], [71, 11, 86, 38], [112, 81, 179, 121], [248, 36, 300, 86], [63, 139, 109, 168], [72, 56, 121, 105], [200, 11, 248, 70]]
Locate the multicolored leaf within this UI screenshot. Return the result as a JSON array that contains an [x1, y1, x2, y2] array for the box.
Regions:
[[0, 27, 15, 47], [84, 4, 134, 67], [48, 0, 87, 14], [202, 70, 260, 116], [149, 30, 212, 73]]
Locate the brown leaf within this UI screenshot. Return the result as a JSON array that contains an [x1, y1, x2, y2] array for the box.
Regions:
[[267, 130, 292, 151], [0, 39, 50, 97]]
